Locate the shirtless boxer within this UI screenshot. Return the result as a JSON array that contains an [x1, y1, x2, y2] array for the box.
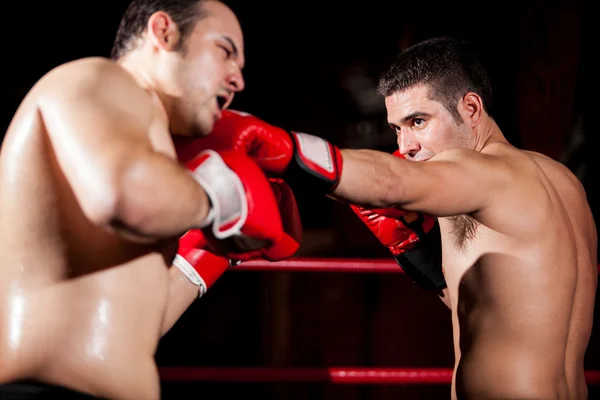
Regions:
[[0, 1, 302, 399], [203, 36, 598, 399]]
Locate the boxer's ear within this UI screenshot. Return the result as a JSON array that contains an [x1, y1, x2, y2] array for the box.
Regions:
[[459, 92, 483, 128], [147, 11, 181, 53]]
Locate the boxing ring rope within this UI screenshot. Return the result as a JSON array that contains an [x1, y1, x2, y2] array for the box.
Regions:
[[159, 367, 600, 384], [232, 258, 404, 273], [160, 258, 600, 385], [229, 258, 600, 274]]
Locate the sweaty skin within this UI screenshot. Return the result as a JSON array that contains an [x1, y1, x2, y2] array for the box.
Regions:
[[0, 60, 179, 400], [334, 85, 597, 399], [0, 1, 245, 399]]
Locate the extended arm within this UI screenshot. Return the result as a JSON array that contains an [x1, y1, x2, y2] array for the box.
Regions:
[[334, 148, 512, 217], [204, 110, 515, 218]]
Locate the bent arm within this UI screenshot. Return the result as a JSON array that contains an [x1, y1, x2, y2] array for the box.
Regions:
[[39, 61, 209, 241], [333, 148, 512, 217]]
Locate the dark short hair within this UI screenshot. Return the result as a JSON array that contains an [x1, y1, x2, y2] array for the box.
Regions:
[[378, 36, 494, 122], [110, 0, 209, 60]]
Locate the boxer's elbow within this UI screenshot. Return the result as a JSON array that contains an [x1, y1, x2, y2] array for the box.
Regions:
[[76, 171, 120, 228], [108, 156, 163, 234], [79, 154, 158, 235], [77, 174, 142, 233]]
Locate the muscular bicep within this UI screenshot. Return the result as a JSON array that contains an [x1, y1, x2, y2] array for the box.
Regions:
[[38, 60, 155, 221]]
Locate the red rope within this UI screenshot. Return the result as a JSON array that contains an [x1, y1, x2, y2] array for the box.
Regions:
[[232, 258, 600, 274], [159, 367, 600, 384], [233, 258, 402, 273]]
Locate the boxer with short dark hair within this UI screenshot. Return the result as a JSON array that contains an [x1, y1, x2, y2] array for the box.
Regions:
[[208, 36, 597, 400], [0, 1, 301, 399]]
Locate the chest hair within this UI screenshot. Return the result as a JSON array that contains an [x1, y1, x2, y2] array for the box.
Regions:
[[447, 214, 479, 250]]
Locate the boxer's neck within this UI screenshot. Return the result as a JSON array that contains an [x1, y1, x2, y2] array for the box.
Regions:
[[117, 50, 157, 92], [473, 117, 507, 152]]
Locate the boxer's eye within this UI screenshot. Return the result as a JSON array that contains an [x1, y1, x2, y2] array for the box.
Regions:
[[219, 46, 232, 58], [216, 95, 227, 109]]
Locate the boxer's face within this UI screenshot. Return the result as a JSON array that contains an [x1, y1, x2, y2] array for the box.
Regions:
[[152, 1, 245, 136], [385, 84, 475, 161]]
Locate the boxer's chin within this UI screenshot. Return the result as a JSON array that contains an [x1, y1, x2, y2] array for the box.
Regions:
[[196, 123, 214, 137], [412, 150, 435, 162], [192, 112, 217, 136]]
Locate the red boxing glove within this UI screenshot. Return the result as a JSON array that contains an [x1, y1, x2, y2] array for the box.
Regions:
[[270, 178, 302, 258], [350, 150, 445, 290], [186, 149, 285, 261], [173, 229, 230, 298], [178, 110, 343, 195], [236, 178, 302, 261], [351, 204, 444, 289], [350, 205, 434, 256], [173, 178, 303, 297], [176, 131, 303, 262]]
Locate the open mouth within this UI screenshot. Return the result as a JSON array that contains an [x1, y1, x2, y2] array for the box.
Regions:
[[216, 95, 227, 110]]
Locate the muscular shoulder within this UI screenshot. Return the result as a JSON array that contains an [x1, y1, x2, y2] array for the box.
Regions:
[[481, 144, 547, 181], [35, 57, 155, 125], [495, 147, 590, 225], [523, 149, 585, 191], [446, 145, 549, 216], [433, 145, 517, 180], [37, 58, 131, 92], [480, 145, 561, 199]]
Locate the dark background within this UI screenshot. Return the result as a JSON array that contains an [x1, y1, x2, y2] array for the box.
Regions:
[[3, 0, 598, 398]]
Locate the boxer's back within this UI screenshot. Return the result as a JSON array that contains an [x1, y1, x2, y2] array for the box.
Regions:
[[526, 151, 597, 398], [443, 145, 597, 400], [0, 58, 175, 400]]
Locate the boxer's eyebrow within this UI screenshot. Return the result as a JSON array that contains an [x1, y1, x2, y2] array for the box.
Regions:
[[400, 111, 430, 124], [221, 35, 244, 69], [388, 111, 430, 130], [222, 36, 238, 58]]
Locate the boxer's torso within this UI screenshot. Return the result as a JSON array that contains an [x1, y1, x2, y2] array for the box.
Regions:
[[439, 144, 596, 400], [0, 60, 178, 400]]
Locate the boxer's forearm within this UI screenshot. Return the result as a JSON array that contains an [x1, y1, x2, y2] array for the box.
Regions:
[[332, 149, 413, 209], [161, 265, 200, 336]]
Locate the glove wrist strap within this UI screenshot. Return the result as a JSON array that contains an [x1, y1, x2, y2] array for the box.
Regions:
[[189, 150, 248, 238], [172, 254, 208, 298], [284, 131, 343, 194]]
